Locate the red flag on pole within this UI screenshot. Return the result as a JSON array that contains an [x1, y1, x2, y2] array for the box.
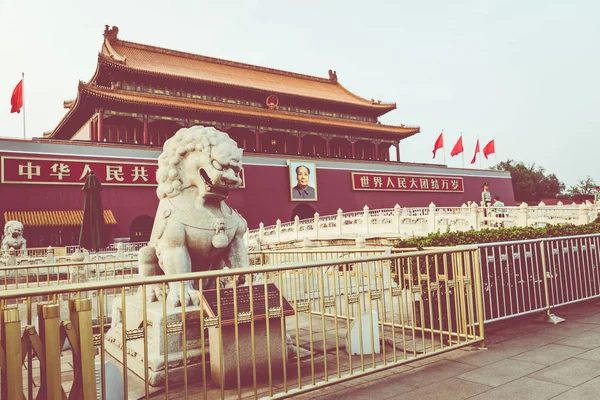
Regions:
[[10, 79, 23, 114], [450, 136, 464, 156], [483, 139, 495, 159], [470, 139, 480, 164], [432, 132, 443, 158]]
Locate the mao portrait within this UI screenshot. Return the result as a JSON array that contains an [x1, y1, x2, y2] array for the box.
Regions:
[[289, 161, 318, 201]]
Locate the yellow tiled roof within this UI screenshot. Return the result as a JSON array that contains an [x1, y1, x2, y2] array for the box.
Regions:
[[102, 37, 397, 111], [4, 210, 117, 227]]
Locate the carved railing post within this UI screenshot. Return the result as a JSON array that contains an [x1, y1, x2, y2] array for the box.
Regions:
[[537, 201, 546, 223], [45, 246, 55, 273], [115, 242, 124, 259], [259, 222, 265, 242], [394, 204, 401, 233], [428, 202, 437, 233], [314, 212, 320, 239], [469, 203, 479, 230], [337, 208, 343, 236], [517, 202, 529, 227], [363, 205, 370, 234], [70, 249, 86, 284], [276, 219, 282, 242], [294, 216, 300, 240], [460, 203, 468, 230]]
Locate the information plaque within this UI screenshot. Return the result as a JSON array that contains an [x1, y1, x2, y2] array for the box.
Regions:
[[201, 283, 294, 326]]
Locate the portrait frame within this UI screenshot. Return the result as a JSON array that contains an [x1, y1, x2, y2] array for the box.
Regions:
[[288, 160, 318, 202]]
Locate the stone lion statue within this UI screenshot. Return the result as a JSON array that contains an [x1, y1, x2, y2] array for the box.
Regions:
[[139, 126, 248, 307], [2, 220, 27, 252]]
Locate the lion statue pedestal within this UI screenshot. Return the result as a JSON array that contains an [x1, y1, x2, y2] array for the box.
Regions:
[[105, 126, 262, 387], [105, 296, 207, 386]]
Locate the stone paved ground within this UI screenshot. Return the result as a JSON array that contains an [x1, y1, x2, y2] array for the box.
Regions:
[[292, 299, 600, 400]]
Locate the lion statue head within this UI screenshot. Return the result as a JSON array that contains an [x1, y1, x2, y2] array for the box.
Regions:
[[2, 220, 26, 251], [156, 126, 243, 203]]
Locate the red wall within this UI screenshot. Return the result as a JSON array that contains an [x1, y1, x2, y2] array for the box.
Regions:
[[227, 164, 515, 228], [0, 145, 514, 245]]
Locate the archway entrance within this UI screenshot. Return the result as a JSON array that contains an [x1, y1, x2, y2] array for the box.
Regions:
[[129, 215, 154, 242], [291, 204, 317, 221]]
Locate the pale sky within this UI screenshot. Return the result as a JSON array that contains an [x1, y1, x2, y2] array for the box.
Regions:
[[1, 0, 598, 188]]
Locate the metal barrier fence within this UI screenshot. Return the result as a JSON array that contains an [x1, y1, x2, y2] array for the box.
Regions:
[[477, 233, 600, 323], [0, 249, 390, 294], [0, 246, 68, 258], [0, 247, 484, 399], [248, 248, 390, 266], [0, 258, 139, 290], [65, 241, 149, 255]]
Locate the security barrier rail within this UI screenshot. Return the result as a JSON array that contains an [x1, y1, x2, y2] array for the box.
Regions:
[[0, 248, 388, 282], [0, 247, 485, 399], [3, 231, 600, 399], [248, 248, 390, 266], [478, 233, 600, 323], [0, 258, 139, 290]]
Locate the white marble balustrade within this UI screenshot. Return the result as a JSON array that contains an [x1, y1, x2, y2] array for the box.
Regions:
[[247, 201, 600, 247]]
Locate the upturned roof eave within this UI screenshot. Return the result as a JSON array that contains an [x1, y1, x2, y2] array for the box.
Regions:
[[79, 83, 419, 138], [48, 82, 418, 141]]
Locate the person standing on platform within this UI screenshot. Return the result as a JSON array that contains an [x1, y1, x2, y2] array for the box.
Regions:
[[481, 182, 492, 223], [492, 195, 506, 227], [481, 183, 492, 208]]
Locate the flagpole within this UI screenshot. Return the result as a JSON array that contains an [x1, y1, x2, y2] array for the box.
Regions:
[[442, 129, 446, 166], [478, 135, 482, 169], [461, 133, 464, 169], [494, 136, 497, 164], [21, 72, 26, 139]]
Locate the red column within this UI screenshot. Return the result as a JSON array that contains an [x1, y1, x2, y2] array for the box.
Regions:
[[298, 134, 302, 154], [90, 117, 97, 141], [374, 143, 379, 160], [396, 142, 401, 162], [351, 141, 356, 159], [97, 109, 104, 142], [143, 115, 149, 145], [326, 137, 330, 157], [255, 131, 261, 152]]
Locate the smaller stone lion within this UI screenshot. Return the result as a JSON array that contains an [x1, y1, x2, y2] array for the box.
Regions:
[[2, 220, 27, 252]]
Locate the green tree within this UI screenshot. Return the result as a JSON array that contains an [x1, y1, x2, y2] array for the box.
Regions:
[[490, 159, 565, 202], [567, 176, 597, 196]]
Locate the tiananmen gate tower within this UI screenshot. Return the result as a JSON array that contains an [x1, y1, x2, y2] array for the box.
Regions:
[[0, 25, 514, 247]]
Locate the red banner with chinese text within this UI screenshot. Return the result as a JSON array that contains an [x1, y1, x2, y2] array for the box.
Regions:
[[351, 172, 464, 192], [1, 156, 245, 187]]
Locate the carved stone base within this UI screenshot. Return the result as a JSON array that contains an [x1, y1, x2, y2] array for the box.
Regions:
[[209, 318, 285, 389], [105, 295, 209, 387]]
